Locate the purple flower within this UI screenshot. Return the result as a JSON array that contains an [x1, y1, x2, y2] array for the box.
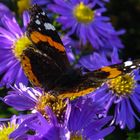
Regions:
[[79, 47, 121, 71], [91, 69, 140, 130], [62, 34, 121, 68], [0, 12, 30, 87], [67, 97, 114, 140], [3, 83, 68, 124], [0, 3, 13, 23], [79, 50, 140, 129], [10, 97, 115, 139], [0, 115, 30, 139], [49, 0, 124, 50], [9, 112, 68, 140], [3, 83, 42, 111]]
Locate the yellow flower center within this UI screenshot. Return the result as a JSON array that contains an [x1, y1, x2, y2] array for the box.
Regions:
[[73, 2, 94, 24], [70, 133, 84, 140], [13, 35, 32, 59], [0, 123, 17, 140], [17, 0, 31, 15], [36, 93, 67, 123], [108, 74, 136, 96]]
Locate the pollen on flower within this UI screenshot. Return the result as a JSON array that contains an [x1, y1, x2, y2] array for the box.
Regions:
[[0, 123, 17, 140], [36, 93, 67, 123], [17, 0, 31, 15], [13, 35, 32, 59], [108, 74, 136, 96], [70, 132, 83, 140], [73, 2, 94, 24]]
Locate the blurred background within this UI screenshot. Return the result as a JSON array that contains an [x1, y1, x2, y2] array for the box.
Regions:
[[106, 0, 140, 60], [0, 0, 140, 139]]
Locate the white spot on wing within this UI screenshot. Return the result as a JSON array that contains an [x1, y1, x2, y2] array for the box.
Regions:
[[44, 23, 55, 31], [124, 61, 133, 67], [38, 27, 41, 31], [35, 19, 41, 25], [130, 65, 136, 69], [41, 12, 45, 15]]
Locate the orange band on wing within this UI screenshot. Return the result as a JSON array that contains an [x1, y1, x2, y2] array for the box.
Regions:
[[58, 87, 94, 99], [21, 55, 42, 87], [30, 31, 65, 52], [101, 66, 122, 78]]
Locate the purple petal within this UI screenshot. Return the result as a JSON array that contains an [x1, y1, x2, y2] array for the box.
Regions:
[[4, 94, 36, 110], [23, 11, 30, 28]]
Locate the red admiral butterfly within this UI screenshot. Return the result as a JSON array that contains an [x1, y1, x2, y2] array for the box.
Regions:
[[20, 5, 140, 98]]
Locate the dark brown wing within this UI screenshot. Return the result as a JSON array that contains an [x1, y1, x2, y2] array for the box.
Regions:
[[27, 5, 70, 71], [20, 5, 71, 89], [85, 59, 140, 81], [58, 59, 140, 99], [20, 47, 65, 90]]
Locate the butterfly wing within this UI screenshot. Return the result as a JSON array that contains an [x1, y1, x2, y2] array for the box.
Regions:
[[20, 47, 66, 90], [20, 5, 71, 89], [58, 59, 140, 98], [27, 5, 70, 71], [85, 59, 140, 81]]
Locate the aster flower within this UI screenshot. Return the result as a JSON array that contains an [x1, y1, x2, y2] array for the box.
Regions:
[[10, 97, 115, 139], [3, 83, 68, 123], [79, 48, 140, 129], [49, 0, 124, 50], [67, 97, 114, 140], [0, 115, 30, 140], [91, 69, 140, 130], [9, 111, 69, 139], [0, 12, 30, 87], [81, 55, 140, 129]]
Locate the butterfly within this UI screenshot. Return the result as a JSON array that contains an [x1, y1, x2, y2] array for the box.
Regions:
[[20, 5, 140, 99]]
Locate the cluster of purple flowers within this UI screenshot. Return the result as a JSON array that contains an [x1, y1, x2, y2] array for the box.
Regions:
[[0, 0, 140, 139]]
